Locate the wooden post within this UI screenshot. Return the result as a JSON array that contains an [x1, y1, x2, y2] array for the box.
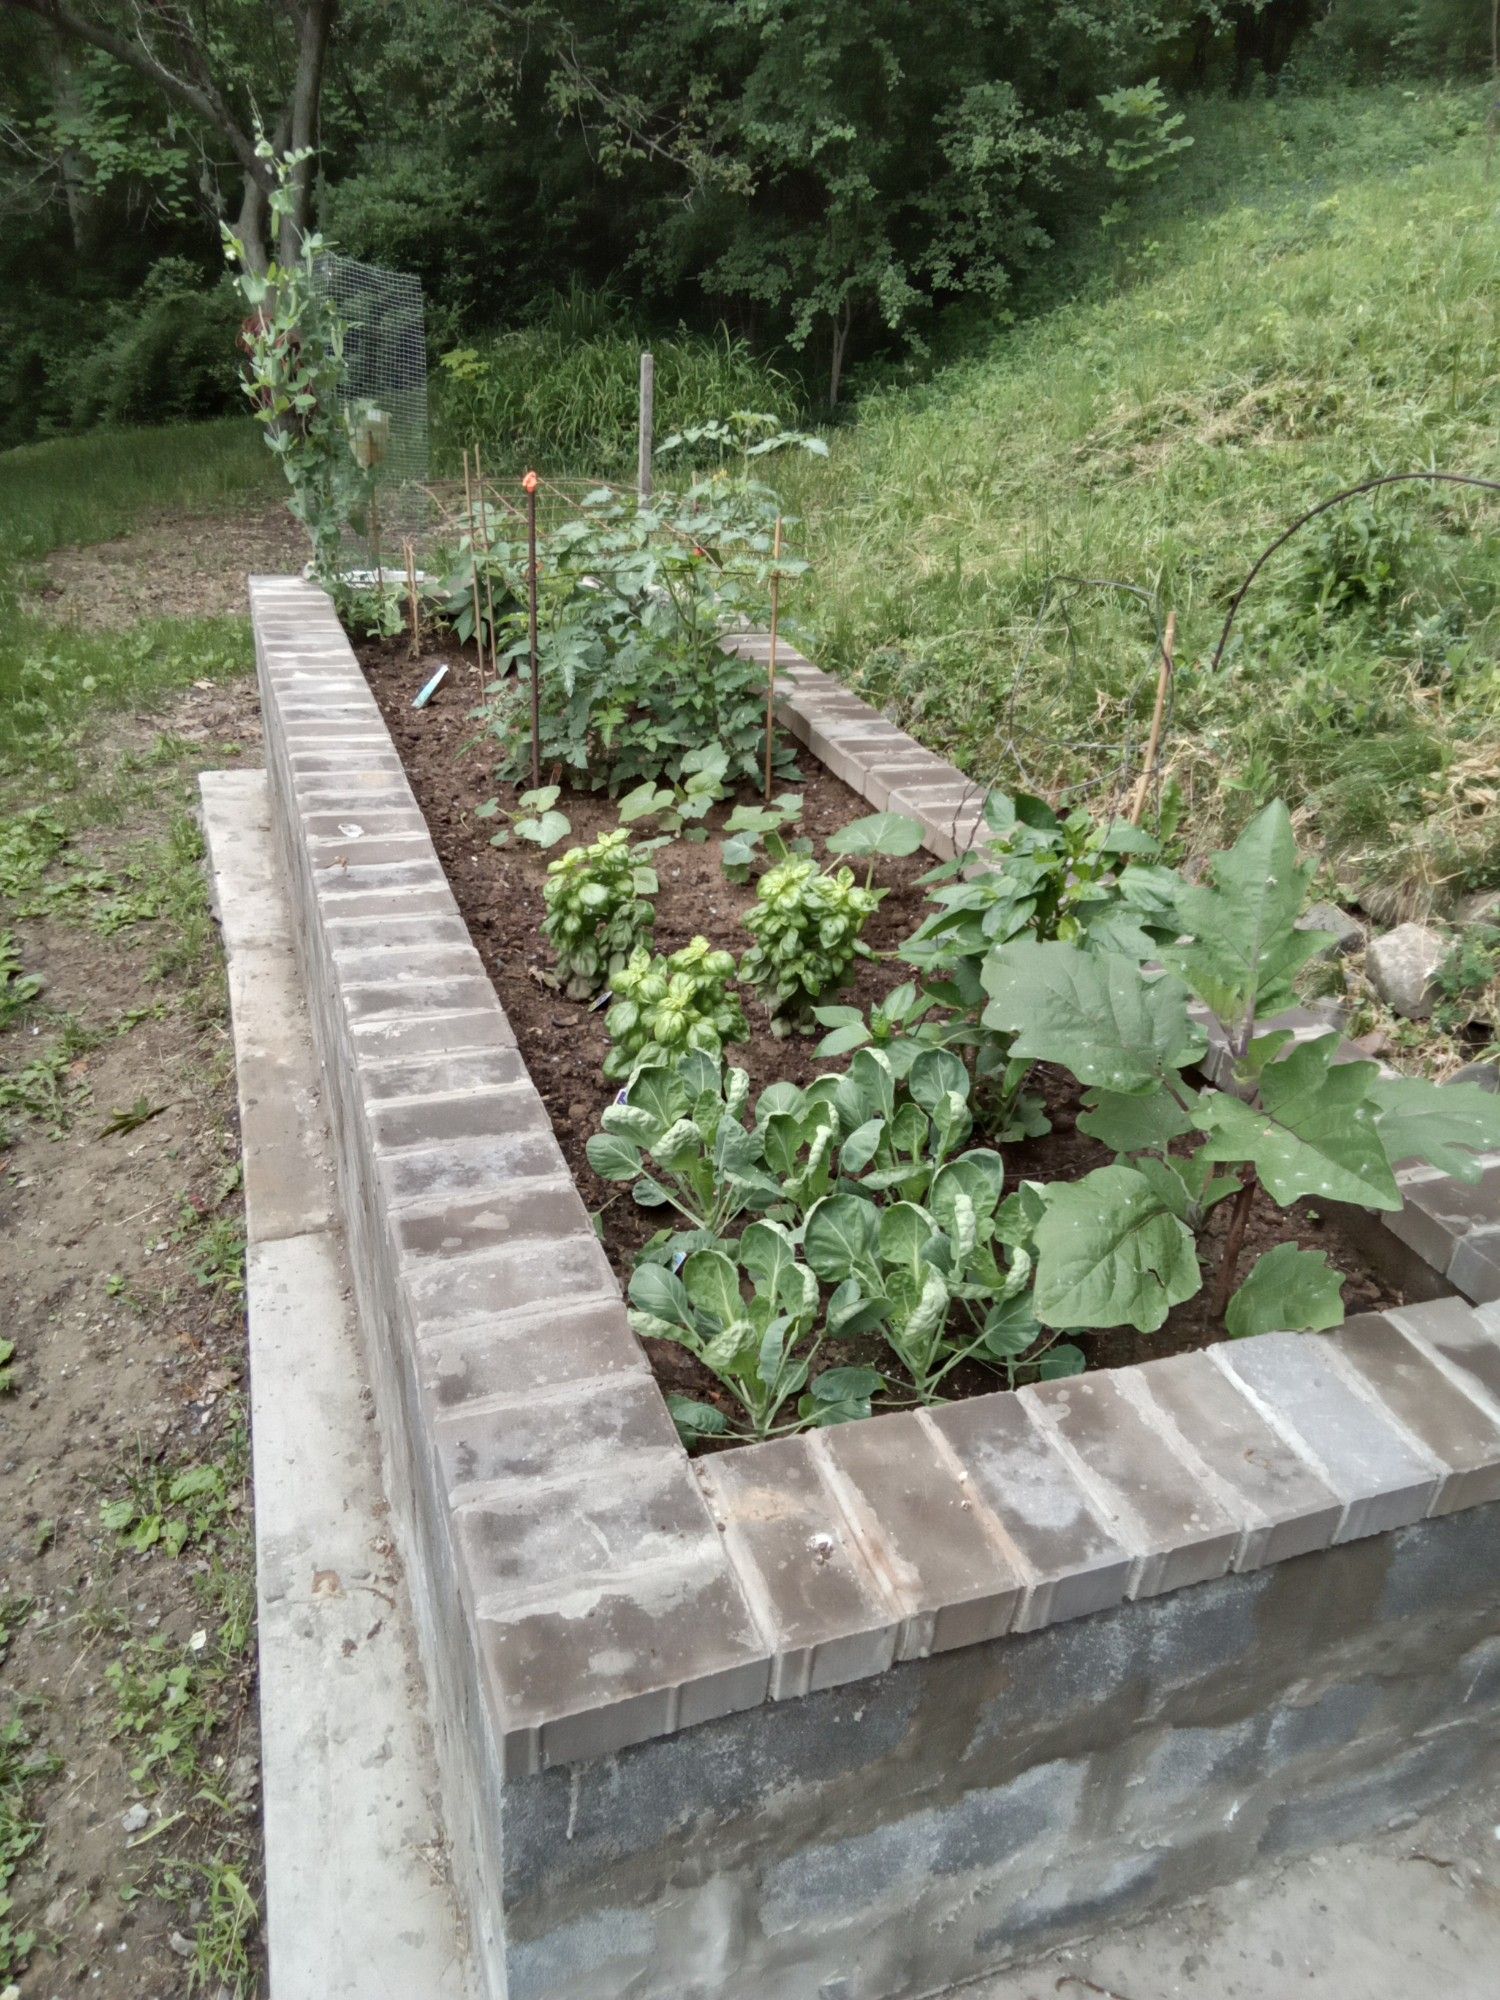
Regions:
[[474, 441, 499, 688], [403, 538, 420, 660], [1129, 608, 1177, 828], [463, 447, 484, 693], [764, 516, 783, 803], [637, 350, 654, 502], [524, 470, 541, 789]]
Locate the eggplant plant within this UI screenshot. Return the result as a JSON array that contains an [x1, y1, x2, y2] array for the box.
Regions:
[[981, 801, 1500, 1337], [627, 1221, 883, 1443], [899, 788, 1183, 1139]]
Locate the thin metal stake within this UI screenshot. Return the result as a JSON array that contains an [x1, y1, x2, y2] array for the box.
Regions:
[[764, 515, 783, 803], [1129, 609, 1177, 828], [525, 470, 541, 789]]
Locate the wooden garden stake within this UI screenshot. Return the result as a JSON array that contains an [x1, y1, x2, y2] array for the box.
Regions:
[[763, 515, 783, 803], [637, 350, 655, 501], [1129, 608, 1177, 827], [524, 469, 541, 789], [462, 447, 484, 694], [403, 538, 420, 659], [474, 441, 499, 687]]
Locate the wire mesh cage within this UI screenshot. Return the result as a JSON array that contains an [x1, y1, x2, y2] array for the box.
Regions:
[[312, 252, 430, 573]]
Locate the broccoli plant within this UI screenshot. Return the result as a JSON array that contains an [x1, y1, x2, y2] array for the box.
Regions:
[[540, 828, 656, 997], [603, 937, 748, 1082], [981, 802, 1500, 1338], [627, 1222, 883, 1443]]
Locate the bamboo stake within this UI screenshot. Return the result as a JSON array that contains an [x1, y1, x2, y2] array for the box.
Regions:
[[403, 538, 420, 660], [1129, 608, 1177, 827], [763, 515, 783, 803], [524, 470, 541, 790], [474, 441, 499, 689], [462, 447, 484, 696]]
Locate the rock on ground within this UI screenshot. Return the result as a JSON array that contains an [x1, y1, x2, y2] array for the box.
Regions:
[[1365, 922, 1448, 1020], [1297, 902, 1367, 959]]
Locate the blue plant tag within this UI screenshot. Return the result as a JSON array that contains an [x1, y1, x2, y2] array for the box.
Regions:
[[413, 663, 449, 708]]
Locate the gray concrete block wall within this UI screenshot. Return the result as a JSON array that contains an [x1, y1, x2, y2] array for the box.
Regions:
[[251, 580, 1500, 2000]]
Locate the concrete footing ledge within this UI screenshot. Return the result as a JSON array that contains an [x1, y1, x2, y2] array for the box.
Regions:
[[202, 767, 473, 1998]]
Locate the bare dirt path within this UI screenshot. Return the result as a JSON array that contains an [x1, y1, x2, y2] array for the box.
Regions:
[[1, 679, 266, 1996], [26, 509, 304, 628]]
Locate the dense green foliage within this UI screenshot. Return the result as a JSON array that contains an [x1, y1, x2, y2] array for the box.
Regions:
[[541, 828, 658, 997], [6, 2, 1489, 447]]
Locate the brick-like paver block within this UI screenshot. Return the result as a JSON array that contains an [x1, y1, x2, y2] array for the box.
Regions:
[[925, 1394, 1131, 1629], [1021, 1371, 1240, 1596], [436, 1373, 678, 1494], [1398, 1297, 1500, 1416], [394, 1179, 589, 1261], [480, 1558, 771, 1772], [403, 1232, 616, 1326], [369, 1085, 553, 1152], [421, 1298, 649, 1409], [1122, 1351, 1343, 1568], [1214, 1332, 1442, 1539], [1328, 1313, 1500, 1513], [813, 1414, 1026, 1659], [697, 1435, 901, 1698]]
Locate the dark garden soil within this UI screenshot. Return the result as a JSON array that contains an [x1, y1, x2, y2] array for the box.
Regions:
[[359, 633, 1407, 1425]]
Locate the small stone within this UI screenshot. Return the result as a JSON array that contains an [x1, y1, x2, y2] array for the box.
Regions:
[[169, 1931, 196, 1959], [1297, 902, 1366, 959], [1455, 889, 1500, 928], [1448, 1062, 1500, 1093], [120, 1804, 149, 1834], [1365, 922, 1449, 1019]]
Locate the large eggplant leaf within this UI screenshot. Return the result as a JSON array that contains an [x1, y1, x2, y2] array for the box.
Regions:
[[1194, 1035, 1399, 1211], [981, 941, 1206, 1094], [1368, 1073, 1500, 1184], [1162, 802, 1332, 1030], [1033, 1164, 1200, 1332], [1224, 1242, 1346, 1337], [1078, 1086, 1198, 1155]]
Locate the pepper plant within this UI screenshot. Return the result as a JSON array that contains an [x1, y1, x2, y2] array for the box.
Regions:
[[475, 785, 570, 849], [981, 802, 1500, 1337], [603, 938, 747, 1082], [541, 828, 656, 997]]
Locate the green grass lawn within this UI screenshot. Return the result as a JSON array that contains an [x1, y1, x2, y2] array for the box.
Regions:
[[0, 416, 276, 560], [776, 83, 1500, 905]]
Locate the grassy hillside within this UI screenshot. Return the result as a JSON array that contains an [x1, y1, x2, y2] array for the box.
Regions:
[[778, 85, 1500, 906]]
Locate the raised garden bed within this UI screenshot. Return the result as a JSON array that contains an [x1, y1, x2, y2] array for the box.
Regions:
[[253, 575, 1500, 2000], [360, 631, 1404, 1420]]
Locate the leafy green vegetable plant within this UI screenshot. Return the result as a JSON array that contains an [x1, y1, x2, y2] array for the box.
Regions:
[[0, 932, 41, 1030], [628, 1221, 881, 1444], [617, 743, 729, 844], [981, 801, 1500, 1338], [604, 937, 747, 1081], [586, 1049, 784, 1235], [475, 785, 571, 849], [541, 828, 656, 997]]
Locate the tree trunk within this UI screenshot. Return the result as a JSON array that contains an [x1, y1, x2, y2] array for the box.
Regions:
[[279, 0, 336, 260], [828, 298, 852, 408]]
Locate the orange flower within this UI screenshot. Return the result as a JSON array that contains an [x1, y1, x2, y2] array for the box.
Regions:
[[522, 470, 539, 494]]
